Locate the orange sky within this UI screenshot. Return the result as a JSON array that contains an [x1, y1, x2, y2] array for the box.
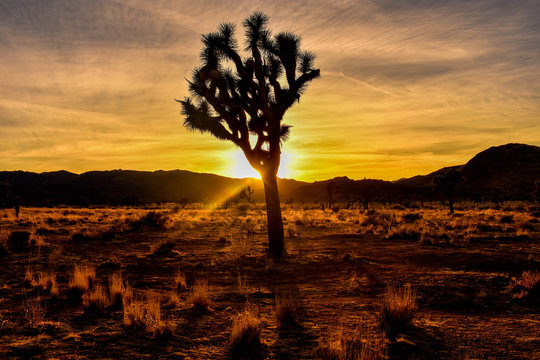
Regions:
[[1, 0, 539, 181]]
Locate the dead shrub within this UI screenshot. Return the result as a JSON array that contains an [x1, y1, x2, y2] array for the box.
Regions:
[[378, 283, 417, 338], [188, 279, 211, 310], [230, 306, 262, 357]]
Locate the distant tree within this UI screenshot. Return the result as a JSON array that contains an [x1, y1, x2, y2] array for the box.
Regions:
[[433, 169, 464, 214], [178, 13, 320, 257], [179, 197, 190, 208], [325, 180, 336, 209], [239, 186, 255, 203]]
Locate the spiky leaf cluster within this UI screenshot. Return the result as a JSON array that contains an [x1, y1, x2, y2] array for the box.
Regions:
[[178, 12, 320, 174]]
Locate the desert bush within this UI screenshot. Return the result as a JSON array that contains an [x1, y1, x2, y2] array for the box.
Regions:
[[188, 279, 211, 310], [230, 306, 262, 357], [275, 288, 300, 330], [82, 285, 108, 314], [68, 265, 96, 302], [123, 292, 172, 336], [508, 271, 540, 300], [361, 212, 397, 233], [378, 283, 417, 338], [130, 211, 173, 230]]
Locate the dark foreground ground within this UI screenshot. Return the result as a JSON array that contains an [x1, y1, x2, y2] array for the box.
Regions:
[[0, 203, 539, 359]]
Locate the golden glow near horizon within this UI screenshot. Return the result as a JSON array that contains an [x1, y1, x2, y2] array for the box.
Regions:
[[0, 1, 539, 181]]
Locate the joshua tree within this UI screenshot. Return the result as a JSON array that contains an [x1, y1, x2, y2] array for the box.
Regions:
[[433, 168, 464, 214], [177, 13, 320, 257], [240, 185, 255, 203], [325, 180, 336, 209]]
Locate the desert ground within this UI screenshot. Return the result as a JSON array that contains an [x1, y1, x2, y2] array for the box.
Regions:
[[0, 202, 539, 359]]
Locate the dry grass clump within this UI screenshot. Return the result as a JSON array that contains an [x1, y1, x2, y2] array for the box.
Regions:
[[36, 271, 59, 297], [508, 271, 540, 299], [82, 285, 108, 314], [275, 288, 300, 330], [174, 270, 187, 291], [230, 306, 262, 357], [188, 279, 211, 310], [108, 272, 128, 309], [317, 327, 386, 360], [123, 292, 172, 336], [378, 283, 417, 338], [68, 265, 96, 302]]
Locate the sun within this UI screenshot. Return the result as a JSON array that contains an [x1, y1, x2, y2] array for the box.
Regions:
[[231, 150, 261, 179], [229, 150, 294, 179]]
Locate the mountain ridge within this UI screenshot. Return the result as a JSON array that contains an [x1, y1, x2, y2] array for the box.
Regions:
[[1, 143, 538, 206]]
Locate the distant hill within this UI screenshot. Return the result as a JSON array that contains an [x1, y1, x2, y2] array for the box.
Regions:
[[0, 143, 538, 206], [0, 169, 306, 206], [395, 143, 540, 201]]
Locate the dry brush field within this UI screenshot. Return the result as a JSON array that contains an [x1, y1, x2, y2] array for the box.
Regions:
[[0, 203, 539, 359]]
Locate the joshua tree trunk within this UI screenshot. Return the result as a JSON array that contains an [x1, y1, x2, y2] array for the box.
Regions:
[[262, 173, 284, 258]]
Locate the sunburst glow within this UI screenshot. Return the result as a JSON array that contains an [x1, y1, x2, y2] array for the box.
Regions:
[[228, 150, 294, 179]]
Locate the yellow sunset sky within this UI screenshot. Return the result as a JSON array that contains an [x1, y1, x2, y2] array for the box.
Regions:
[[1, 0, 539, 181]]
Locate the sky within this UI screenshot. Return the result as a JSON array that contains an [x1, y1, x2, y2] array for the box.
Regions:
[[0, 0, 539, 182]]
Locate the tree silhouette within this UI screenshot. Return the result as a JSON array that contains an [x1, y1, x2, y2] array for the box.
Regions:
[[240, 185, 255, 203], [433, 169, 464, 214], [177, 13, 320, 257]]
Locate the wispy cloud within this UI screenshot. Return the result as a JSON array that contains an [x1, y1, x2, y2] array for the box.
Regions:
[[0, 0, 539, 180]]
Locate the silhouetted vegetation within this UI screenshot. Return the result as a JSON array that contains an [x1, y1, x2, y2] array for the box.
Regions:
[[433, 168, 464, 213], [177, 12, 320, 257]]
